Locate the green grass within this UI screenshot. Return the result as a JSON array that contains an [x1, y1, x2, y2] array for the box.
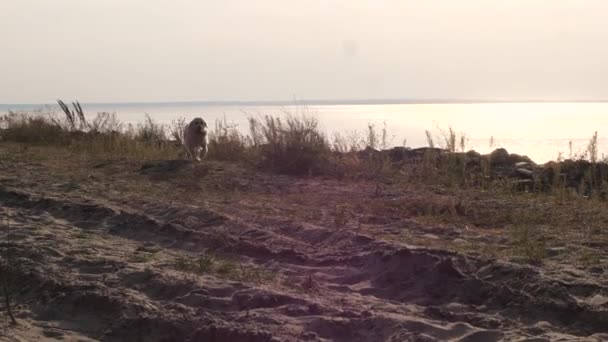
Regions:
[[174, 253, 216, 275], [72, 231, 91, 240], [172, 252, 274, 283], [128, 251, 156, 263]]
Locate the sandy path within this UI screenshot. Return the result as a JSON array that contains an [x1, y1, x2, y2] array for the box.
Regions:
[[0, 155, 607, 341]]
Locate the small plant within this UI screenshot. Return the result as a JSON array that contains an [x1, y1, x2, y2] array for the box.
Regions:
[[332, 130, 365, 152], [459, 135, 466, 153], [128, 251, 155, 263], [250, 113, 331, 175], [578, 247, 601, 268], [236, 265, 275, 283], [215, 260, 237, 275], [380, 121, 392, 150], [172, 252, 273, 283], [208, 116, 247, 161], [587, 131, 598, 164], [88, 112, 123, 133], [425, 130, 435, 148], [73, 231, 90, 240], [441, 126, 457, 152], [57, 99, 88, 131], [174, 253, 216, 275], [509, 223, 546, 264], [367, 124, 378, 149], [169, 117, 187, 145], [135, 114, 166, 142]]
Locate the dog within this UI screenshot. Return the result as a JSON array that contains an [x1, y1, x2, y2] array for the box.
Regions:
[[183, 117, 208, 161]]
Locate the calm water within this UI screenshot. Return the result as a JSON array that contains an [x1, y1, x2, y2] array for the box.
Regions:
[[2, 101, 608, 163]]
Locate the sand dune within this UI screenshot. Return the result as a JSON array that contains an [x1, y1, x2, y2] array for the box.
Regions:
[[0, 149, 607, 341]]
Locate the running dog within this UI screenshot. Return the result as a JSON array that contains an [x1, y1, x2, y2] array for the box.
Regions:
[[183, 117, 208, 161]]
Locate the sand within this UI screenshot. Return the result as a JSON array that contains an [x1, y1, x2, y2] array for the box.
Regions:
[[0, 147, 607, 341]]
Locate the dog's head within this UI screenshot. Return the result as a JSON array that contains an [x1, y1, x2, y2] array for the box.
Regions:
[[190, 117, 207, 135]]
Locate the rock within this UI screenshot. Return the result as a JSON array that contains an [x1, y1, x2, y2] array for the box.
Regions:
[[508, 153, 534, 165], [526, 321, 554, 335], [587, 294, 608, 307], [386, 146, 413, 162], [422, 233, 440, 240], [466, 150, 482, 159], [516, 168, 533, 176], [545, 247, 567, 257], [514, 168, 534, 179], [489, 148, 510, 166], [512, 179, 534, 192], [515, 161, 531, 169]]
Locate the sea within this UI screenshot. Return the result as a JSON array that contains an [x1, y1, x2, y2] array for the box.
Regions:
[[2, 101, 608, 164]]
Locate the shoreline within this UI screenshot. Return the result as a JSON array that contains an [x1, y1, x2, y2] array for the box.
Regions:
[[6, 98, 608, 107], [2, 102, 605, 165]]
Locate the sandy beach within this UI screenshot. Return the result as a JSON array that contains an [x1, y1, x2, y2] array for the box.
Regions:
[[0, 143, 606, 341]]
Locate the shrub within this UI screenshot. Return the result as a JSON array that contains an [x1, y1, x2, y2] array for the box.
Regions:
[[132, 114, 166, 142], [251, 114, 331, 175], [1, 103, 401, 176], [0, 111, 65, 144], [1, 101, 181, 159], [207, 116, 247, 161], [169, 117, 187, 145], [57, 100, 88, 131], [89, 112, 123, 133]]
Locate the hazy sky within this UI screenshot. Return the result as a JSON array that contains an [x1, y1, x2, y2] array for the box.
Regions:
[[2, 0, 608, 103]]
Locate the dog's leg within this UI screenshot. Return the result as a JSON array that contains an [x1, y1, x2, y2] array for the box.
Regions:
[[200, 144, 208, 159], [194, 147, 202, 161], [184, 145, 194, 161]]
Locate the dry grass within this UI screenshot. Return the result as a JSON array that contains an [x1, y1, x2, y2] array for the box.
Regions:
[[173, 252, 273, 283], [207, 116, 248, 161], [0, 111, 65, 144], [1, 103, 387, 174], [168, 117, 187, 146], [4, 123, 608, 271], [250, 114, 331, 175], [0, 102, 179, 160], [3, 102, 608, 201]]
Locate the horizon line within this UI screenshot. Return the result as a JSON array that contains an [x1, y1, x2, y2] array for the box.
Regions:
[[4, 98, 608, 107]]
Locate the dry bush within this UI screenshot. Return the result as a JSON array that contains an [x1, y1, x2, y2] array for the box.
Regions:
[[57, 100, 88, 131], [207, 116, 247, 161], [365, 122, 392, 150], [1, 104, 179, 160], [2, 104, 404, 176], [132, 114, 166, 142], [0, 111, 66, 144], [332, 131, 365, 153], [250, 114, 331, 175], [169, 117, 187, 145], [89, 112, 123, 133]]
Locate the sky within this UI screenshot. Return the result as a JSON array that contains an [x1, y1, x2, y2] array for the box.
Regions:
[[2, 0, 608, 103]]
